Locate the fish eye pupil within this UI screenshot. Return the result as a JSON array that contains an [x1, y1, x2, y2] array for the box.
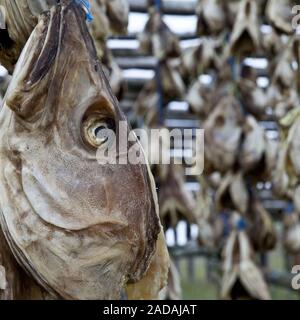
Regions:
[[94, 125, 106, 137]]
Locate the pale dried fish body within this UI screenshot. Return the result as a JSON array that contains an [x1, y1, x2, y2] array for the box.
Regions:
[[204, 96, 244, 172], [283, 212, 300, 253], [239, 116, 266, 172], [139, 7, 181, 60], [186, 79, 213, 117], [159, 259, 182, 300], [196, 0, 226, 36], [89, 0, 110, 53], [195, 178, 216, 248], [134, 82, 159, 127], [273, 109, 300, 197], [229, 0, 261, 57], [247, 198, 277, 252], [221, 217, 271, 300], [262, 28, 283, 56], [238, 79, 269, 118], [273, 88, 300, 121], [181, 39, 223, 79], [266, 0, 294, 35], [105, 0, 129, 35], [158, 163, 197, 229], [215, 172, 249, 215], [223, 0, 241, 27], [0, 0, 56, 72], [0, 265, 6, 290], [271, 47, 296, 90], [0, 1, 168, 299], [161, 60, 186, 101]]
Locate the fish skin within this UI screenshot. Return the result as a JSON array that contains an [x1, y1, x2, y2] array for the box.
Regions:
[[0, 1, 168, 299]]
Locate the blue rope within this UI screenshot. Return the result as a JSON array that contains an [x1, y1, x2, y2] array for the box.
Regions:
[[155, 0, 162, 10], [285, 202, 294, 215], [237, 218, 247, 231], [75, 0, 93, 22]]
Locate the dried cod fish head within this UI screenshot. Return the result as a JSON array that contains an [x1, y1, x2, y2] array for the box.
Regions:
[[0, 1, 169, 300], [0, 0, 57, 72], [204, 95, 244, 172], [196, 0, 226, 36], [229, 0, 261, 57], [221, 214, 271, 300]]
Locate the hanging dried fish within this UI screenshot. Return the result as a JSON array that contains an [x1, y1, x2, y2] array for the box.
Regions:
[[134, 60, 185, 125], [105, 0, 129, 35], [221, 214, 271, 300], [204, 95, 244, 172], [238, 67, 269, 118], [239, 116, 266, 172], [266, 0, 294, 35], [215, 172, 249, 215], [186, 78, 213, 118], [270, 44, 296, 90], [272, 108, 300, 198], [196, 0, 226, 36], [283, 211, 300, 254], [159, 259, 182, 300], [158, 163, 197, 229], [0, 1, 169, 300], [229, 0, 261, 57], [262, 27, 283, 57], [247, 198, 277, 252], [139, 6, 181, 60], [181, 38, 223, 79], [195, 178, 216, 248], [0, 0, 56, 72]]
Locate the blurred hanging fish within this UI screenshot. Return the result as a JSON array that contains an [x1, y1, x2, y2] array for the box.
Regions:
[[0, 0, 169, 299], [0, 0, 57, 72]]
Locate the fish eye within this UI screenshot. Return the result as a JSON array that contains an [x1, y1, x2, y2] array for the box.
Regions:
[[82, 116, 115, 148]]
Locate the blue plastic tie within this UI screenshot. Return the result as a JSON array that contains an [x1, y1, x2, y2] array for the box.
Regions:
[[237, 218, 247, 231], [75, 0, 93, 22], [285, 202, 295, 215], [155, 0, 162, 10]]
